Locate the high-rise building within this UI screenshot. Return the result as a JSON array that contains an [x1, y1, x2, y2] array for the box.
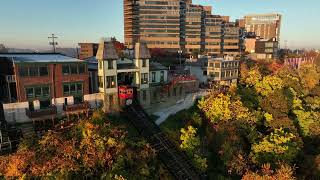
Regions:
[[124, 0, 241, 56], [124, 0, 184, 51], [243, 13, 282, 41]]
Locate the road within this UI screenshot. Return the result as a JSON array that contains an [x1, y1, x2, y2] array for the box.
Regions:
[[154, 91, 209, 125]]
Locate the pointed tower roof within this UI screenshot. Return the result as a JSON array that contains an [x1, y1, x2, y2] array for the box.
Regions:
[[96, 38, 119, 60], [134, 42, 151, 59]]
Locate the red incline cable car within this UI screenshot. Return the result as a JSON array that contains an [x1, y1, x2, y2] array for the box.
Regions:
[[118, 85, 134, 106]]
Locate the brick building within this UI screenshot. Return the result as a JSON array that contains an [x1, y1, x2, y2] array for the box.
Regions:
[[78, 43, 99, 60], [0, 53, 89, 107]]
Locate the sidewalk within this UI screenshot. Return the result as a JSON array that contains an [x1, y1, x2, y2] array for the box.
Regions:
[[154, 91, 208, 125]]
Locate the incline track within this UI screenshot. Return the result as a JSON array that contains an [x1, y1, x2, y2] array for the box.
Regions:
[[126, 104, 202, 180]]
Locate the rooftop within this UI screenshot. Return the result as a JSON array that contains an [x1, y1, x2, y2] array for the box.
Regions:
[[0, 53, 85, 64], [150, 62, 168, 71]]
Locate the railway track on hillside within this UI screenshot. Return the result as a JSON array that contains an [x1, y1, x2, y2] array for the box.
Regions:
[[126, 105, 203, 180]]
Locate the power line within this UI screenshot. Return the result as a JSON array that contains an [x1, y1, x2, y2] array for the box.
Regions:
[[48, 34, 58, 53]]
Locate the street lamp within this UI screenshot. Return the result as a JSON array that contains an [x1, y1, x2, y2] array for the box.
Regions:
[[178, 50, 183, 69]]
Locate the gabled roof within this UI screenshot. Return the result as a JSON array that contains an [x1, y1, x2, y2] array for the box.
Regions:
[[134, 42, 151, 59], [96, 39, 119, 60]]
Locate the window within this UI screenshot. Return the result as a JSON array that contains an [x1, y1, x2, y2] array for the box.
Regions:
[[35, 87, 42, 97], [179, 86, 183, 95], [173, 88, 177, 96], [221, 72, 225, 78], [39, 66, 48, 76], [63, 82, 84, 96], [77, 84, 83, 93], [152, 72, 156, 82], [98, 76, 103, 88], [19, 67, 28, 77], [63, 84, 70, 94], [142, 59, 147, 67], [141, 73, 148, 84], [70, 65, 78, 74], [62, 65, 70, 75], [25, 86, 50, 100], [160, 71, 164, 82], [63, 64, 86, 75], [106, 76, 116, 88], [42, 86, 50, 96], [29, 66, 38, 76], [203, 71, 207, 76], [26, 88, 34, 99], [78, 64, 85, 74], [226, 71, 231, 77], [214, 63, 221, 68], [70, 84, 76, 93], [214, 72, 220, 78], [108, 60, 113, 69], [19, 65, 49, 77]]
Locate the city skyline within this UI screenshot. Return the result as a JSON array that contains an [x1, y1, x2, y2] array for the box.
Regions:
[[0, 0, 319, 50]]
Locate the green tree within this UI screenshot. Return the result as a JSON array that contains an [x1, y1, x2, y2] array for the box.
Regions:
[[198, 93, 251, 124], [180, 126, 207, 172], [251, 128, 301, 166], [180, 126, 200, 153], [255, 75, 284, 96], [244, 68, 262, 87]]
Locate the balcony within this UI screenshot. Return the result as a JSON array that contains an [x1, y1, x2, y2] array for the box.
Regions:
[[63, 101, 90, 114], [5, 75, 16, 83], [26, 105, 57, 119]]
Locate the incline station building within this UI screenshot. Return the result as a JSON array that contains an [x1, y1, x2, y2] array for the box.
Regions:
[[0, 39, 199, 124]]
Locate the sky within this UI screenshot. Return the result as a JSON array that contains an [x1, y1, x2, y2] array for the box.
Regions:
[[0, 0, 319, 50]]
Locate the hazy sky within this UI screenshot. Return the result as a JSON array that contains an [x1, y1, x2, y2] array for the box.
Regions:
[[0, 0, 319, 50]]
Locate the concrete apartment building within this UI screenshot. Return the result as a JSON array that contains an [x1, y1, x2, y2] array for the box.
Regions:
[[78, 43, 99, 60], [124, 0, 241, 56], [243, 13, 282, 41], [255, 37, 279, 59], [186, 56, 239, 85]]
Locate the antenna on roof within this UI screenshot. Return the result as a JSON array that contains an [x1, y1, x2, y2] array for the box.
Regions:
[[48, 33, 58, 53]]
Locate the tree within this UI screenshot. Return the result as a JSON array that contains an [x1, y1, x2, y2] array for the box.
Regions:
[[180, 126, 207, 172], [242, 163, 296, 180], [198, 93, 251, 124], [0, 117, 159, 179], [254, 75, 284, 96], [244, 67, 262, 87], [251, 128, 301, 166], [180, 126, 200, 153], [299, 64, 320, 91], [260, 89, 291, 119]]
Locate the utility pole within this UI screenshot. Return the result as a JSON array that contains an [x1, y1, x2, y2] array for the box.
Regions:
[[48, 34, 58, 53]]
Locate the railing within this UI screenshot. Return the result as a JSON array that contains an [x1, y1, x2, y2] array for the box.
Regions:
[[63, 101, 90, 113], [26, 105, 57, 119], [5, 75, 16, 83]]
